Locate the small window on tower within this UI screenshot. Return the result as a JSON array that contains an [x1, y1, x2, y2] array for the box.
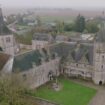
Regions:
[[102, 55, 104, 59], [101, 65, 103, 69], [6, 37, 11, 43]]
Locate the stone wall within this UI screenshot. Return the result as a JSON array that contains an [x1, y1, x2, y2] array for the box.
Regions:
[[25, 96, 61, 105], [2, 57, 14, 73], [65, 63, 93, 79], [93, 42, 105, 85], [19, 44, 32, 50], [0, 34, 15, 55], [32, 40, 48, 50], [20, 57, 60, 89], [35, 97, 61, 105]]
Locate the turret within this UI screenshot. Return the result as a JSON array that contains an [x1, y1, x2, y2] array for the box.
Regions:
[[93, 29, 105, 85]]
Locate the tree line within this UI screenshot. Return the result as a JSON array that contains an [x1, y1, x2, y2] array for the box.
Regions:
[[54, 14, 99, 33], [0, 74, 37, 105]]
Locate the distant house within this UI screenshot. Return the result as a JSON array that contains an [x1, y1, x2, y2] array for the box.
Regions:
[[32, 33, 53, 50]]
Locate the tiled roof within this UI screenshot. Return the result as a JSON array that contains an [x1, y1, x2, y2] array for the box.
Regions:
[[0, 52, 10, 70]]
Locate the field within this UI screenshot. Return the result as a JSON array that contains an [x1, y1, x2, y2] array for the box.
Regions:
[[40, 15, 75, 23], [31, 78, 96, 105]]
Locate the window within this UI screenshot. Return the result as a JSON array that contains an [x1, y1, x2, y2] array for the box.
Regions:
[[101, 65, 103, 69], [0, 47, 3, 51], [6, 37, 11, 43], [76, 64, 78, 67], [84, 64, 86, 67], [102, 55, 104, 61]]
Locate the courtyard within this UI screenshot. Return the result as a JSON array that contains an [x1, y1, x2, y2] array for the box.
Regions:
[[31, 77, 96, 105]]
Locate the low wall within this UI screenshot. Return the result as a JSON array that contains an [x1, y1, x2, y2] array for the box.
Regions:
[[26, 96, 61, 105], [35, 97, 61, 105], [19, 44, 32, 50]]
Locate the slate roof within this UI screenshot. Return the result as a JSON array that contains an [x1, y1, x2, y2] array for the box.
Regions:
[[33, 33, 52, 41], [49, 42, 94, 65], [12, 49, 51, 72], [0, 52, 10, 70], [0, 8, 11, 35], [70, 44, 93, 64], [12, 42, 94, 72]]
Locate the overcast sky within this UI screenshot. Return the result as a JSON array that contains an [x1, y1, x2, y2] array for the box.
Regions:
[[0, 0, 105, 8]]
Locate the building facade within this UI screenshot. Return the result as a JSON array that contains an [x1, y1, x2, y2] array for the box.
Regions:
[[32, 33, 53, 50], [1, 48, 60, 88], [0, 8, 16, 56]]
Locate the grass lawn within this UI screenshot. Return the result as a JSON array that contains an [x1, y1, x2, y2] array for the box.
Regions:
[[31, 78, 96, 105]]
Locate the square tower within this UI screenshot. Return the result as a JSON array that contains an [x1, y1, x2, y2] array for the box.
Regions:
[[0, 7, 15, 55], [93, 29, 105, 85]]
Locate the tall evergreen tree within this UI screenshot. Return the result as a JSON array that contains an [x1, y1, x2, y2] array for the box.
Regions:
[[75, 14, 85, 32]]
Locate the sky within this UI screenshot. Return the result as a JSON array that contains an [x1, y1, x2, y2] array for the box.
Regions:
[[0, 0, 105, 9]]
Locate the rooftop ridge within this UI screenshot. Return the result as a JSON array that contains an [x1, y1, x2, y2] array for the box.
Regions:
[[15, 50, 34, 57]]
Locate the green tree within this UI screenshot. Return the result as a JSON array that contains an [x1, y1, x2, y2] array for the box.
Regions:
[[0, 74, 36, 105], [64, 23, 75, 31], [55, 21, 65, 33], [86, 21, 99, 33], [75, 14, 85, 32]]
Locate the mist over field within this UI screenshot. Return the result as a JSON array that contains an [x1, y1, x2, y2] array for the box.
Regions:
[[2, 7, 105, 18]]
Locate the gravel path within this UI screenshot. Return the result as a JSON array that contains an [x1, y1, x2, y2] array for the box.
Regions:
[[89, 89, 105, 105], [69, 78, 105, 105]]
